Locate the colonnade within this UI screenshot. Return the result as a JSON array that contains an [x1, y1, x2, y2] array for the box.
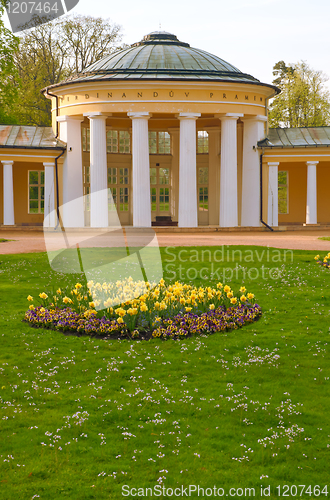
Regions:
[[1, 115, 320, 229], [57, 112, 269, 229], [266, 160, 319, 227]]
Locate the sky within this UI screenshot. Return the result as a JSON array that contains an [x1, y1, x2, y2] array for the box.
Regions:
[[4, 0, 330, 89]]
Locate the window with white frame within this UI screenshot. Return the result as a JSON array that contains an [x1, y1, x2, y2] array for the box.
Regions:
[[82, 128, 90, 152], [197, 130, 209, 154], [108, 167, 130, 212], [150, 166, 170, 213], [28, 171, 44, 214], [83, 165, 90, 211], [198, 167, 208, 212], [82, 129, 131, 154], [149, 131, 171, 154], [278, 171, 288, 214], [107, 130, 131, 154]]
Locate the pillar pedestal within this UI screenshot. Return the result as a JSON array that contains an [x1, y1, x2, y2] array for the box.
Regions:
[[2, 161, 15, 226], [217, 114, 243, 227], [85, 113, 109, 228], [178, 113, 200, 228], [43, 162, 56, 227], [241, 115, 267, 227], [128, 112, 151, 227], [306, 161, 318, 225], [267, 162, 279, 227], [57, 116, 84, 227]]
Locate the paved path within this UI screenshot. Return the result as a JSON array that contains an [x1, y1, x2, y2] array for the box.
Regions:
[[0, 229, 330, 254]]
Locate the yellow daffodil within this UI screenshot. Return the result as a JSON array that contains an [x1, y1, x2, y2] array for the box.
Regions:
[[239, 286, 246, 293], [209, 304, 215, 310], [230, 297, 237, 305], [240, 295, 247, 302], [39, 292, 48, 300], [75, 283, 82, 289], [224, 285, 231, 293], [227, 292, 233, 299], [27, 295, 33, 302], [247, 293, 254, 300]]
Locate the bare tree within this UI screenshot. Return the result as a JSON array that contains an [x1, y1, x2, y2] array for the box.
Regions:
[[6, 14, 123, 125]]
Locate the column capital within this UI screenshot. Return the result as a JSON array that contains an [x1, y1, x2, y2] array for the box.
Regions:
[[56, 115, 84, 123], [267, 162, 280, 167], [216, 113, 243, 120], [83, 112, 110, 120], [128, 112, 151, 120], [241, 115, 268, 122], [1, 160, 14, 166], [306, 161, 319, 166], [177, 112, 201, 120], [43, 162, 55, 167]]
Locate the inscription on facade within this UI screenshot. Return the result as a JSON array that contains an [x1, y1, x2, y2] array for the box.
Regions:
[[62, 91, 264, 104]]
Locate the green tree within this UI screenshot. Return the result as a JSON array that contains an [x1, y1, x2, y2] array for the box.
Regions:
[[0, 0, 19, 124], [6, 14, 123, 126], [269, 60, 330, 128]]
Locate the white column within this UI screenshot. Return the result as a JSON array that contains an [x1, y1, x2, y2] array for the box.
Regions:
[[128, 112, 151, 227], [43, 162, 56, 228], [85, 113, 109, 228], [268, 162, 279, 227], [2, 161, 14, 225], [168, 128, 179, 223], [306, 161, 318, 224], [57, 116, 84, 228], [241, 115, 267, 227], [217, 113, 243, 227], [178, 112, 200, 228], [206, 128, 221, 226]]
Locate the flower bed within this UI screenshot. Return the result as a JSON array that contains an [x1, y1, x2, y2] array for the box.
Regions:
[[315, 253, 330, 269], [24, 279, 262, 340]]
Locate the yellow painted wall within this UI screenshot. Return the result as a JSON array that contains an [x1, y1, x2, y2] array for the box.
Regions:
[[14, 162, 44, 225], [317, 163, 330, 223], [0, 163, 3, 224], [49, 81, 271, 125], [278, 163, 307, 224]]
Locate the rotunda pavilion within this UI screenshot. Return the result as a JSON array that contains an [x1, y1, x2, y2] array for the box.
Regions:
[[40, 30, 279, 229]]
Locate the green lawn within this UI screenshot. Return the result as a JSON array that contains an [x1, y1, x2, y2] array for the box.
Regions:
[[0, 246, 330, 498]]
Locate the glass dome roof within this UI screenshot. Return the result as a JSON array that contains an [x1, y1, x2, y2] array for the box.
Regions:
[[56, 31, 264, 86]]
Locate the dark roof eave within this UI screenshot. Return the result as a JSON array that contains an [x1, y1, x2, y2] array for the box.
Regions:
[[257, 142, 330, 149], [42, 77, 280, 94], [0, 145, 66, 151]]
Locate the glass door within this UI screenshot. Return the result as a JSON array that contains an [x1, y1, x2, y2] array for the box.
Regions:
[[198, 167, 209, 225], [150, 165, 171, 221]]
